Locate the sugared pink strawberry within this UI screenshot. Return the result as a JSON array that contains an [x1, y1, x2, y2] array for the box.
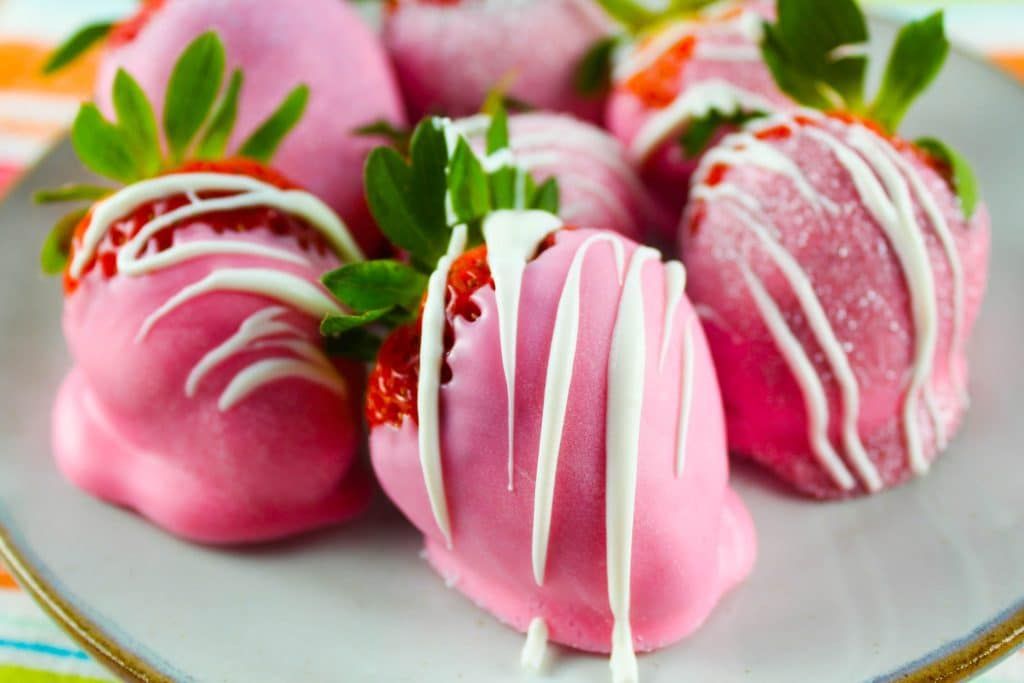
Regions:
[[681, 1, 990, 498], [606, 0, 791, 236], [43, 34, 371, 543]]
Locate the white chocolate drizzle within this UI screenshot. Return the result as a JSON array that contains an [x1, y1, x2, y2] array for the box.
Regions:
[[674, 317, 697, 479], [417, 224, 469, 548], [137, 268, 343, 342], [185, 307, 344, 411], [806, 124, 942, 474], [71, 173, 364, 279], [630, 80, 778, 164], [71, 173, 362, 414], [606, 247, 658, 683], [520, 617, 549, 673], [739, 263, 857, 490], [483, 211, 564, 491], [725, 203, 881, 491], [532, 234, 626, 586]]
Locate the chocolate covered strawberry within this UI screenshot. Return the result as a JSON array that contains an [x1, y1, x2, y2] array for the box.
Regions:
[[42, 34, 370, 544], [46, 0, 405, 253], [603, 0, 791, 236], [382, 0, 614, 122], [682, 0, 990, 498], [324, 116, 755, 682]]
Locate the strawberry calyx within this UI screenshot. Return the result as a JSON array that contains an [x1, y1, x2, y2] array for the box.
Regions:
[[37, 32, 311, 277], [319, 106, 561, 365]]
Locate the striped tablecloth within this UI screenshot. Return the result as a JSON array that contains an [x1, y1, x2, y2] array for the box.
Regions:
[[1, 1, 1022, 681]]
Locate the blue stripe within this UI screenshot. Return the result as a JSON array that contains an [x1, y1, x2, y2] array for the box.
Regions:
[[0, 638, 89, 661]]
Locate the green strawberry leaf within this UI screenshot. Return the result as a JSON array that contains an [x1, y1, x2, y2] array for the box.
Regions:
[[40, 208, 88, 275], [322, 260, 428, 313], [916, 137, 980, 219], [530, 177, 560, 214], [761, 0, 868, 111], [354, 119, 413, 155], [575, 36, 619, 97], [196, 69, 243, 160], [365, 140, 447, 270], [486, 106, 510, 155], [43, 22, 114, 75], [33, 184, 115, 204], [489, 167, 518, 210], [870, 11, 949, 134], [595, 0, 716, 31], [449, 137, 491, 224], [323, 326, 383, 363], [679, 108, 766, 158], [237, 84, 310, 164], [321, 308, 395, 336], [112, 69, 162, 177], [409, 119, 452, 254], [164, 32, 226, 163], [71, 104, 140, 184]]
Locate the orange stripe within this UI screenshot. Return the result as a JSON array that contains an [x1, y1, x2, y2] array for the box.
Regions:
[[0, 567, 20, 591], [0, 118, 65, 138], [0, 42, 98, 97], [992, 53, 1024, 82]]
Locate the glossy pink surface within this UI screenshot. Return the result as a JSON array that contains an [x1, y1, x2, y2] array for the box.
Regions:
[[53, 222, 371, 544], [384, 0, 612, 122], [683, 114, 991, 498], [94, 0, 406, 254], [370, 228, 755, 654]]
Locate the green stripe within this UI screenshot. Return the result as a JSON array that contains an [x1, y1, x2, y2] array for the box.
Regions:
[[0, 665, 114, 683]]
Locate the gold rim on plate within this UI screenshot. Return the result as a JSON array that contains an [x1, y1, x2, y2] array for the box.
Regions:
[[2, 518, 1023, 683]]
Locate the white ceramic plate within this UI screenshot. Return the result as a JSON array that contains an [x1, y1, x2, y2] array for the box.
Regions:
[[2, 19, 1024, 683]]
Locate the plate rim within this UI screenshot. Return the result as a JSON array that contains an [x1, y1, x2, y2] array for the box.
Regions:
[[2, 515, 1023, 683], [2, 17, 1023, 683]]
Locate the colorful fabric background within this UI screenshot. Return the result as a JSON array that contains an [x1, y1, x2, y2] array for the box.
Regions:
[[1, 0, 1022, 681]]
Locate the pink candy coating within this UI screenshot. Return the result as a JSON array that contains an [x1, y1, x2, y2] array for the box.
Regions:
[[683, 113, 991, 498], [383, 0, 612, 123], [53, 222, 371, 544], [95, 0, 406, 254], [370, 228, 755, 654]]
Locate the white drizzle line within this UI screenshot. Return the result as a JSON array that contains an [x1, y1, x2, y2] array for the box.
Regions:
[[739, 263, 857, 490], [71, 173, 364, 279], [691, 183, 763, 215], [185, 307, 343, 413], [694, 43, 762, 62], [137, 269, 343, 342], [725, 203, 882, 491], [631, 80, 778, 164], [219, 357, 346, 411], [483, 211, 564, 492], [417, 225, 469, 549], [520, 617, 549, 673], [701, 132, 839, 215], [674, 317, 696, 478], [807, 125, 942, 474], [659, 262, 688, 371], [531, 235, 626, 586], [606, 247, 658, 683], [877, 141, 968, 406]]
